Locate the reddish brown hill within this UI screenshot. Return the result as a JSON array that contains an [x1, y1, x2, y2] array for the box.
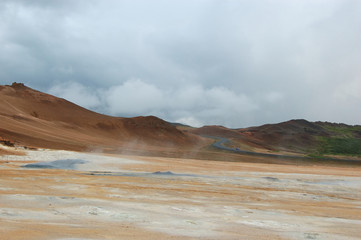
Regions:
[[190, 125, 241, 139], [0, 83, 200, 151], [189, 119, 355, 155], [3, 83, 358, 158], [189, 125, 273, 151], [237, 119, 330, 152]]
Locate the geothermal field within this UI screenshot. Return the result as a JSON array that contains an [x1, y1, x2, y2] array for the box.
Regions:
[[0, 83, 361, 239], [1, 0, 361, 238], [1, 145, 361, 240]]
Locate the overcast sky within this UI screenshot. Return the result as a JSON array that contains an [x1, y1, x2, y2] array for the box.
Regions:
[[1, 0, 360, 127]]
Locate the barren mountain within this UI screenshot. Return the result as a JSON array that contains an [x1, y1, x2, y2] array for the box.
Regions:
[[1, 83, 360, 159], [0, 83, 201, 152]]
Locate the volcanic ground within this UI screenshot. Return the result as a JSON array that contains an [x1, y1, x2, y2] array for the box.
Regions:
[[1, 83, 361, 239], [1, 145, 360, 240]]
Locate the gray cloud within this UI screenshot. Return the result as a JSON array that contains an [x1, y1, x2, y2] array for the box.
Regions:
[[49, 79, 258, 127], [49, 82, 101, 110], [1, 0, 360, 127]]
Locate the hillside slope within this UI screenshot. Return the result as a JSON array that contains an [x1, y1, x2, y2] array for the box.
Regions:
[[2, 83, 359, 159], [0, 83, 200, 151], [190, 119, 361, 157]]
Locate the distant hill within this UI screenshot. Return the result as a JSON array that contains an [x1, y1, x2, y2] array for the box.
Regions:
[[189, 119, 361, 157], [0, 83, 201, 152]]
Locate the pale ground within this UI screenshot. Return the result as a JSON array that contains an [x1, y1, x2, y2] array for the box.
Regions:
[[0, 145, 361, 240]]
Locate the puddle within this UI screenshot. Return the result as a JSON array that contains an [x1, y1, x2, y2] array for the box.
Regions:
[[22, 159, 87, 170], [86, 170, 207, 179], [262, 177, 280, 181]]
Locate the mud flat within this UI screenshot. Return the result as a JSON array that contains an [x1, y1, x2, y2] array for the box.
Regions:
[[1, 149, 361, 240]]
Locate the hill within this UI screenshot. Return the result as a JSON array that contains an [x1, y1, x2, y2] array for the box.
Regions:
[[0, 83, 201, 152], [189, 119, 361, 157], [1, 82, 360, 160]]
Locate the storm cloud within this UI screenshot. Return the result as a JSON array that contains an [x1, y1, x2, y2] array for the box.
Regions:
[[1, 0, 360, 127]]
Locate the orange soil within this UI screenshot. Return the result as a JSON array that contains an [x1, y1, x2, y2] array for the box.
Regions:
[[0, 83, 204, 152], [0, 150, 360, 239]]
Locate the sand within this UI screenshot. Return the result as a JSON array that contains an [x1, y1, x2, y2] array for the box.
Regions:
[[1, 148, 361, 240]]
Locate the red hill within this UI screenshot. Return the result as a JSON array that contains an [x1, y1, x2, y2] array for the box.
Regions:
[[0, 83, 200, 152]]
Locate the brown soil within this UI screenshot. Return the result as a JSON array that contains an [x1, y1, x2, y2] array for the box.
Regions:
[[0, 83, 204, 152]]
